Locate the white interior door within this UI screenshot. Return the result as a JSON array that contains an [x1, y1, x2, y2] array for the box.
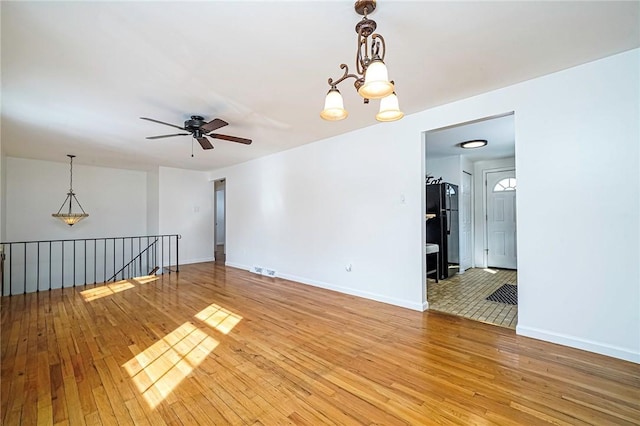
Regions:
[[460, 172, 472, 272], [486, 170, 517, 269]]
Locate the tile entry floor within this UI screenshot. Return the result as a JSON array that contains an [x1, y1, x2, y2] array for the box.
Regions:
[[427, 267, 518, 329]]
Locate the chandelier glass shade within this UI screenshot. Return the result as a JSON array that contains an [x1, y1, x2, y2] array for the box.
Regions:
[[321, 0, 402, 122], [376, 91, 404, 122], [320, 87, 348, 121], [52, 154, 89, 226], [358, 58, 393, 99]]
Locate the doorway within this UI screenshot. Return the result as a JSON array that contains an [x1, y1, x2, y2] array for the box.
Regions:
[[214, 179, 226, 263], [424, 113, 518, 328]]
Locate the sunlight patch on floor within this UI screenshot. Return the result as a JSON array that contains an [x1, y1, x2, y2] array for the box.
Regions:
[[80, 275, 160, 302], [195, 303, 243, 335], [483, 268, 498, 274], [134, 275, 160, 284], [123, 322, 219, 409], [80, 281, 135, 301]]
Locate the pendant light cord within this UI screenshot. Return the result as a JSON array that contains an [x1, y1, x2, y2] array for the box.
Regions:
[[69, 155, 74, 193]]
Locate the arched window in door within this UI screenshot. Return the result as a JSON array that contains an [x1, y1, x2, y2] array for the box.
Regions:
[[493, 178, 516, 192]]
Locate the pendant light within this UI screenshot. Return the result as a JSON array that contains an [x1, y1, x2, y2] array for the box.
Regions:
[[52, 154, 89, 226]]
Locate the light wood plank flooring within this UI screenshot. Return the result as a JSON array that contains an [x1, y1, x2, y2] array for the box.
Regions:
[[2, 262, 639, 425]]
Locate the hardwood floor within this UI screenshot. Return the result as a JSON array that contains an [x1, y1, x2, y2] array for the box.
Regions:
[[2, 263, 639, 425]]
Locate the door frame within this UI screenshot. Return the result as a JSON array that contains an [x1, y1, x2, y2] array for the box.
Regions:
[[482, 167, 516, 268], [213, 178, 226, 260], [459, 171, 473, 273]]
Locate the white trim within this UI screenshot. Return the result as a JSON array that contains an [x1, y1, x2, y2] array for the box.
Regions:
[[224, 262, 424, 311], [180, 256, 214, 265], [483, 167, 516, 268], [516, 325, 640, 364], [277, 272, 426, 311], [460, 170, 473, 273]]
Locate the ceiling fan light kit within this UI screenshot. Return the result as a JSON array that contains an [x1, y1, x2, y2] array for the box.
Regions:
[[141, 115, 252, 151], [320, 0, 403, 122], [52, 154, 89, 226]]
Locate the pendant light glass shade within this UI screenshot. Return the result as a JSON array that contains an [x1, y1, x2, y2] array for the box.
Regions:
[[375, 91, 404, 122], [358, 59, 394, 100], [320, 87, 348, 121], [52, 212, 89, 226]]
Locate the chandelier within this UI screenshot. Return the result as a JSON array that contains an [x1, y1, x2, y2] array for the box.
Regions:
[[320, 0, 403, 122], [52, 154, 89, 226]]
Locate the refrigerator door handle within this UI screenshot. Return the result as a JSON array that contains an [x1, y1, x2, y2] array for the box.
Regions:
[[446, 211, 451, 234]]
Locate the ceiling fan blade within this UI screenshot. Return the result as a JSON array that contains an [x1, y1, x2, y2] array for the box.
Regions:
[[197, 137, 214, 150], [209, 133, 253, 145], [140, 117, 186, 131], [146, 133, 190, 139], [201, 118, 228, 133]]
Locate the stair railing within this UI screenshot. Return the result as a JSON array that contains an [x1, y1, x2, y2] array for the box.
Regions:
[[0, 234, 180, 296]]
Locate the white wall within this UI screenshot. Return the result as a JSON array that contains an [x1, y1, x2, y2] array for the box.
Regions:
[[210, 49, 639, 363], [425, 155, 460, 186], [5, 157, 147, 241], [472, 157, 516, 267], [0, 150, 5, 243], [147, 168, 159, 235], [158, 167, 214, 265], [211, 121, 425, 311]]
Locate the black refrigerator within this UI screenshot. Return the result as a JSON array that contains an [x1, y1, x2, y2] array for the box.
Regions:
[[426, 182, 459, 280]]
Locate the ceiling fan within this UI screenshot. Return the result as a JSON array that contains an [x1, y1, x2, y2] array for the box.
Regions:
[[140, 115, 252, 150]]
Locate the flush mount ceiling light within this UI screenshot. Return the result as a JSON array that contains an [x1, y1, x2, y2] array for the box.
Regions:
[[320, 0, 403, 122], [460, 139, 488, 149], [52, 154, 89, 226]]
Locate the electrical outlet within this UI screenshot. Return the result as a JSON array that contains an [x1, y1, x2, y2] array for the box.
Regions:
[[253, 266, 263, 274], [264, 269, 276, 277]]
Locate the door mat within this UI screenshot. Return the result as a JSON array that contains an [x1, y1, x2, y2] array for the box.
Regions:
[[486, 284, 517, 305]]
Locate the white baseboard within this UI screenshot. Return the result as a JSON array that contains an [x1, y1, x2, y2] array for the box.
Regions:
[[224, 261, 247, 270], [180, 256, 214, 266], [223, 263, 423, 311], [278, 272, 425, 311], [516, 324, 639, 364]]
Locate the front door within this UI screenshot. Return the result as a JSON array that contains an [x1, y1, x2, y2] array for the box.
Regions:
[[486, 170, 517, 269]]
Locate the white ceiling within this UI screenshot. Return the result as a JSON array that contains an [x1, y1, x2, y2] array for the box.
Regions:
[[426, 113, 515, 162], [2, 1, 638, 171]]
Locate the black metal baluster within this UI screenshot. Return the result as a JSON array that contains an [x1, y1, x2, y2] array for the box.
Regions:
[[61, 241, 64, 290], [8, 244, 12, 296], [168, 236, 171, 274], [37, 243, 40, 292], [121, 238, 125, 281], [176, 235, 179, 273], [72, 240, 76, 287], [49, 241, 52, 291], [84, 240, 87, 286], [94, 239, 97, 284], [113, 238, 116, 282], [138, 237, 142, 277], [104, 239, 107, 284], [23, 244, 27, 294]]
